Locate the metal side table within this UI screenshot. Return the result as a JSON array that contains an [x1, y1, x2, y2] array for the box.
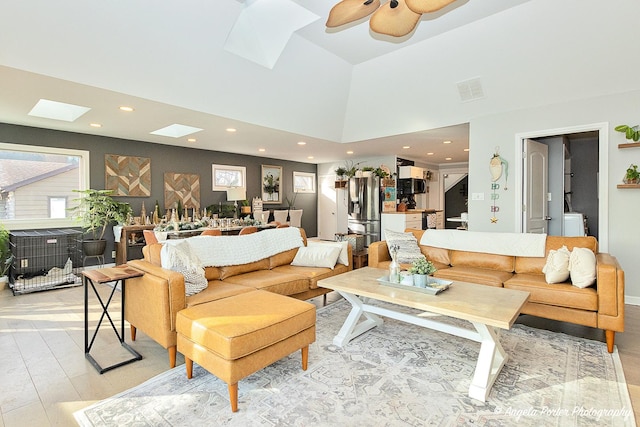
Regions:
[[83, 265, 144, 374]]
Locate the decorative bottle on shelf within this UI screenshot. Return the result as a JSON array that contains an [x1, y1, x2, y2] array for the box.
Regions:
[[388, 244, 400, 283]]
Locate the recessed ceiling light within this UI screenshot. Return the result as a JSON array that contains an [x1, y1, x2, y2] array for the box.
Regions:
[[307, 156, 314, 159], [443, 140, 452, 144], [28, 99, 91, 122], [402, 146, 410, 149], [150, 124, 203, 138], [297, 141, 306, 145], [445, 157, 452, 160], [346, 151, 354, 154], [464, 148, 470, 152], [426, 152, 434, 156], [119, 106, 134, 112], [259, 148, 266, 152], [226, 128, 237, 133], [90, 123, 102, 128], [187, 138, 196, 142]]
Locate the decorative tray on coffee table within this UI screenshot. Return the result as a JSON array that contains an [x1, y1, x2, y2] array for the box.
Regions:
[[377, 276, 453, 295]]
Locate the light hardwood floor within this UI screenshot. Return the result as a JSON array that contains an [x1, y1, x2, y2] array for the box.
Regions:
[[0, 283, 637, 426]]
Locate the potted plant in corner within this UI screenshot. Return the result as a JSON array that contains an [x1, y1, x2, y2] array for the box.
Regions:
[[624, 164, 640, 184], [68, 189, 121, 258], [408, 257, 437, 288]]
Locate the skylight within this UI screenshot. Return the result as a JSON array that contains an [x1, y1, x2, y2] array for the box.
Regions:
[[28, 99, 91, 122], [150, 124, 203, 138]]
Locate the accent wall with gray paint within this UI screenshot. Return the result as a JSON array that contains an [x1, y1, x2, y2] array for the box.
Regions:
[[0, 123, 317, 264]]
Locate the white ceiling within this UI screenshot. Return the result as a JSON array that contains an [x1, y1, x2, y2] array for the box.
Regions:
[[1, 0, 638, 166]]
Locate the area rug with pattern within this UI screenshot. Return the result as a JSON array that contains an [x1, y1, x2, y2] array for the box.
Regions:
[[74, 299, 635, 426]]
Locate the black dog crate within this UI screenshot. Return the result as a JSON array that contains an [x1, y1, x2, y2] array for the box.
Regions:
[[9, 228, 83, 295]]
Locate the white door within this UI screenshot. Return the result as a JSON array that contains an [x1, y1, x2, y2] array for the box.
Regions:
[[523, 139, 549, 234], [317, 174, 348, 240]]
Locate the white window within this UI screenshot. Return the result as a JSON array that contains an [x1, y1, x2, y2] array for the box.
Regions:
[[212, 164, 246, 191], [0, 143, 89, 229]]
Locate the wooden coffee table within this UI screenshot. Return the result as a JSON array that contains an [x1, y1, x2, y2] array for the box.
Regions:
[[318, 267, 529, 402]]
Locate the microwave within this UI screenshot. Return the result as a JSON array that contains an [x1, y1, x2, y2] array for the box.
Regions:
[[398, 178, 427, 194]]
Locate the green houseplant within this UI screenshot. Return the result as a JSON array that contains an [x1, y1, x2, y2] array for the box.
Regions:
[[408, 257, 437, 288], [0, 222, 13, 283], [68, 189, 122, 256], [614, 124, 640, 142], [624, 164, 640, 184]]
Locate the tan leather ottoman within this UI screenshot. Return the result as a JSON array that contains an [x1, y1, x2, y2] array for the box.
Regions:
[[176, 289, 316, 412]]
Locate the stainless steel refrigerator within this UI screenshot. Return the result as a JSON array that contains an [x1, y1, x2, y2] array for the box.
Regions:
[[348, 175, 381, 248]]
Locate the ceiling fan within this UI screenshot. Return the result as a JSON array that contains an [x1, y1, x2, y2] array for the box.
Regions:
[[326, 0, 459, 37]]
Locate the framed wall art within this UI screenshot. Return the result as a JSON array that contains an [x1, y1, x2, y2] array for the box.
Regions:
[[293, 171, 316, 193], [164, 172, 201, 210], [261, 165, 282, 204], [105, 154, 151, 196]]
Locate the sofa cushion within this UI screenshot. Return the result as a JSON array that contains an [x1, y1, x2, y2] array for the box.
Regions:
[[223, 270, 310, 295], [433, 266, 513, 287], [384, 229, 425, 264], [269, 247, 299, 269], [542, 246, 570, 284], [185, 280, 255, 308], [504, 273, 597, 311], [514, 236, 597, 274], [218, 258, 270, 280], [420, 245, 451, 266], [307, 240, 350, 266], [273, 263, 350, 289], [450, 250, 514, 272], [291, 245, 341, 269], [568, 247, 597, 288]]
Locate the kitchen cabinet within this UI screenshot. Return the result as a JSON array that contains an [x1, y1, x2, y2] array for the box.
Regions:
[[381, 212, 422, 240], [398, 166, 425, 179]]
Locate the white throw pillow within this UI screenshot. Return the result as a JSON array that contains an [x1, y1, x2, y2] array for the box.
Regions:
[[542, 245, 571, 284], [384, 229, 425, 264], [568, 247, 597, 288], [160, 241, 208, 296], [292, 245, 341, 269], [307, 240, 349, 266]]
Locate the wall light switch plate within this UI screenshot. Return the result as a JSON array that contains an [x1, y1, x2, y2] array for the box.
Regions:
[[471, 192, 484, 201], [112, 250, 116, 259]]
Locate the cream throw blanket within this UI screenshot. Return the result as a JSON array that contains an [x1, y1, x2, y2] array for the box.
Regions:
[[164, 227, 304, 267], [420, 229, 547, 257]]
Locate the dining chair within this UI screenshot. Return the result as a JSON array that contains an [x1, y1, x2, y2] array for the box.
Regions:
[[201, 229, 222, 236], [143, 229, 159, 244], [288, 209, 303, 228], [273, 210, 289, 225], [254, 210, 270, 223], [276, 224, 290, 228], [238, 226, 258, 235]]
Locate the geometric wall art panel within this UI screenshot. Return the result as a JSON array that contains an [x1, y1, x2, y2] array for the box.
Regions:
[[164, 172, 200, 210], [105, 154, 151, 197]]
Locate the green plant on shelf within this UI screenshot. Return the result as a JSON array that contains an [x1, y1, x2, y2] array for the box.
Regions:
[[614, 124, 640, 142]]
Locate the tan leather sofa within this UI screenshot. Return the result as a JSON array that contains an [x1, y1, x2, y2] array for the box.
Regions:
[[125, 228, 352, 367], [368, 229, 624, 353]]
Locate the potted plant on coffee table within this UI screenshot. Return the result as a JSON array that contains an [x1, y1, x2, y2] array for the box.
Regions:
[[68, 189, 121, 259], [408, 257, 436, 288]]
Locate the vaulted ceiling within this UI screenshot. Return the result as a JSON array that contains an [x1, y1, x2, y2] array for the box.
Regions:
[[1, 0, 638, 165]]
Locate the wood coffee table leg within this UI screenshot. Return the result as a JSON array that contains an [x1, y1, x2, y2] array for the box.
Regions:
[[468, 322, 507, 402]]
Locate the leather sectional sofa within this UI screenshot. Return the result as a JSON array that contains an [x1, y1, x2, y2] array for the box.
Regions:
[[368, 228, 625, 353], [125, 228, 352, 367]]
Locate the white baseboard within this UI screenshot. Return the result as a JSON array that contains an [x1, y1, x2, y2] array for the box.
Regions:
[[625, 295, 640, 306]]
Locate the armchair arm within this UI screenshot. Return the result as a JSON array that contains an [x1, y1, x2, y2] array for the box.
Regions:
[[125, 259, 187, 349], [368, 241, 390, 268], [595, 253, 625, 333]]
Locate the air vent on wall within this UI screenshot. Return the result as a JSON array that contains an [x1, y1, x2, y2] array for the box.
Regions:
[[456, 77, 485, 102]]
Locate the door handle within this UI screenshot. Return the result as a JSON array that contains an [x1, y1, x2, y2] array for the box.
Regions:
[[544, 216, 552, 220]]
